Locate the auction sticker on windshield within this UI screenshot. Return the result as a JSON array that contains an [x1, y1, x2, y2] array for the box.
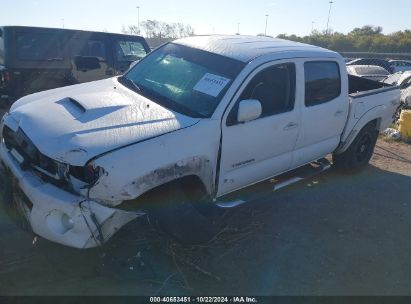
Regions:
[[193, 73, 231, 97]]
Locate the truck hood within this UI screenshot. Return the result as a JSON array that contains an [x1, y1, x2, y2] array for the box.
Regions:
[[5, 78, 200, 166]]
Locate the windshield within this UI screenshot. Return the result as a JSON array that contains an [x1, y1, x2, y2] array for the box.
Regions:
[[121, 43, 245, 118]]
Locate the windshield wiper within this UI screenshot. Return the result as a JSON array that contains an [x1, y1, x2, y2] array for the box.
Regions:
[[119, 76, 143, 93]]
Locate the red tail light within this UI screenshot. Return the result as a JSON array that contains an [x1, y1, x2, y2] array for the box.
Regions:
[[3, 70, 11, 82]]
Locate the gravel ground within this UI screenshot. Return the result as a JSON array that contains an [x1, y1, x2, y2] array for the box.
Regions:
[[0, 138, 410, 296]]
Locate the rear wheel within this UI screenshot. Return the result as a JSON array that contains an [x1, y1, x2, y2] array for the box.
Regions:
[[333, 123, 378, 173], [146, 184, 222, 245]]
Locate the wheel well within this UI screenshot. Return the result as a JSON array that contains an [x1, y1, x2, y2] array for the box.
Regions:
[[154, 175, 209, 200], [336, 118, 380, 155], [117, 175, 208, 211], [369, 118, 380, 131]]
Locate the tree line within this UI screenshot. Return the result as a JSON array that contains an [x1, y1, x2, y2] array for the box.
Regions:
[[122, 22, 411, 54], [277, 26, 411, 53], [122, 20, 195, 48], [122, 20, 194, 39]]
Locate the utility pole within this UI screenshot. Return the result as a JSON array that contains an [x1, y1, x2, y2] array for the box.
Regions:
[[61, 18, 65, 29], [237, 22, 240, 35], [136, 6, 140, 31], [326, 1, 334, 35], [265, 14, 269, 36], [311, 21, 315, 33]]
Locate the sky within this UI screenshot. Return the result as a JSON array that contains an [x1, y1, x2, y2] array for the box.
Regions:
[[1, 0, 411, 37]]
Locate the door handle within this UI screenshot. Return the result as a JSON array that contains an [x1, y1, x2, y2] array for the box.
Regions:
[[334, 110, 345, 117], [284, 122, 299, 131]]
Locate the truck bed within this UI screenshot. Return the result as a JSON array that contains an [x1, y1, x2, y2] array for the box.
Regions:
[[339, 75, 400, 149], [348, 74, 393, 95]]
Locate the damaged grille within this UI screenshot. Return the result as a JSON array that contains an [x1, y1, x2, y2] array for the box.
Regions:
[[2, 125, 68, 185]]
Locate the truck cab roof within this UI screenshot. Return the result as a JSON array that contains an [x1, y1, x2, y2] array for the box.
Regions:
[[174, 35, 340, 63]]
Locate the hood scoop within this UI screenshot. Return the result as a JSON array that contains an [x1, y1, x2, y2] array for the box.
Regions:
[[56, 97, 87, 118]]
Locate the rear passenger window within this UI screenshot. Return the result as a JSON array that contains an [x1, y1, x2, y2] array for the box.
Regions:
[[305, 61, 341, 106], [239, 63, 296, 118], [16, 32, 63, 61]]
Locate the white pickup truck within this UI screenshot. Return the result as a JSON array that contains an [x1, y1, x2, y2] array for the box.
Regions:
[[0, 36, 400, 248]]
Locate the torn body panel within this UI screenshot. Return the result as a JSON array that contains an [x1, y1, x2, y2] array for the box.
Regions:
[[0, 143, 144, 249], [120, 156, 214, 201], [87, 120, 221, 206]]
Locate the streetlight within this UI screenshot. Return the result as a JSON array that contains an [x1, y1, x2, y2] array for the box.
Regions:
[[136, 6, 140, 29], [265, 14, 269, 36], [326, 1, 334, 35]]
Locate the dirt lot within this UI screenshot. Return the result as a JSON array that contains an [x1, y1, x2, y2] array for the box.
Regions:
[[0, 136, 410, 296]]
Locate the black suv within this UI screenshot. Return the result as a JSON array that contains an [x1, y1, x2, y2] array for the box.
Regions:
[[0, 26, 150, 106]]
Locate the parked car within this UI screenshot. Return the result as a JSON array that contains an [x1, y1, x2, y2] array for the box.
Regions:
[[385, 71, 411, 88], [385, 71, 411, 107], [344, 57, 356, 63], [0, 26, 150, 106], [389, 60, 411, 73], [346, 65, 391, 82], [384, 71, 411, 123], [347, 58, 393, 73], [0, 36, 400, 248]]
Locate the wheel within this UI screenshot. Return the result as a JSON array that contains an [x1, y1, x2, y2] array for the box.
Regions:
[[145, 184, 222, 245], [0, 167, 31, 230], [333, 123, 378, 173]]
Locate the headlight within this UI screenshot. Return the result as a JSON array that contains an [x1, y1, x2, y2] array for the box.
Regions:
[[69, 163, 104, 186]]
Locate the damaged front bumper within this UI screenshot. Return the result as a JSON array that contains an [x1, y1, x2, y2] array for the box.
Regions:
[[0, 143, 144, 249]]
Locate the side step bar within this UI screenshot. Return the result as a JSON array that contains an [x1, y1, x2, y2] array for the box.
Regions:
[[215, 158, 332, 208]]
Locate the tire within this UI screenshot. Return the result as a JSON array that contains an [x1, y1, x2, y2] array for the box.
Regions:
[[333, 122, 378, 173], [146, 184, 222, 245], [0, 167, 30, 230]]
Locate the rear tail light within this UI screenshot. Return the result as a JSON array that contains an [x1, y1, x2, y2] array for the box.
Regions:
[[0, 70, 11, 85], [3, 70, 11, 82]]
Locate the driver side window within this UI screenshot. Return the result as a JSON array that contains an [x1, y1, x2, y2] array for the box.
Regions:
[[227, 63, 296, 125]]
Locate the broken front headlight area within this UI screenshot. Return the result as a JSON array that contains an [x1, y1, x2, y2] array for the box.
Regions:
[[68, 163, 105, 190], [2, 124, 105, 194], [20, 156, 105, 195]]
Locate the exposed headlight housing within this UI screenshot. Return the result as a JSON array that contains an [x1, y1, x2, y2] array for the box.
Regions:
[[69, 163, 104, 186]]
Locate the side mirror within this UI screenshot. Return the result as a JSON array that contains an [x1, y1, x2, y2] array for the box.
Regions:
[[406, 95, 411, 105], [237, 99, 262, 123]]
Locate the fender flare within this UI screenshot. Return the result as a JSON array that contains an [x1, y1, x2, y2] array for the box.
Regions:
[[335, 106, 384, 154]]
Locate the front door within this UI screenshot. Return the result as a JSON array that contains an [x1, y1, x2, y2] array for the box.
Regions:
[[113, 39, 150, 75], [218, 61, 301, 197]]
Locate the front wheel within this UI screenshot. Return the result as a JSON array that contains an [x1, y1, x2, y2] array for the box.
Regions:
[[333, 123, 378, 173], [146, 184, 222, 245]]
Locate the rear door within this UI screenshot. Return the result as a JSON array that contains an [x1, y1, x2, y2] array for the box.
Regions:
[[293, 60, 348, 167], [70, 33, 112, 83], [218, 60, 301, 196], [111, 36, 150, 75]]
